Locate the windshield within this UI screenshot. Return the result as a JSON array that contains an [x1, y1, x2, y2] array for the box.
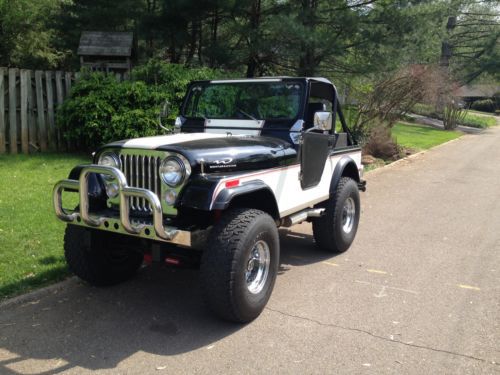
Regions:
[[182, 81, 304, 121]]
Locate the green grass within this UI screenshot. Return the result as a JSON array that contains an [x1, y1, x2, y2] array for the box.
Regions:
[[411, 103, 498, 129], [460, 113, 497, 128], [392, 122, 462, 150], [468, 109, 496, 116], [0, 153, 89, 300]]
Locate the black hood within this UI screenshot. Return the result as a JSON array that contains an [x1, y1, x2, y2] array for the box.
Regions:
[[164, 135, 297, 173], [105, 133, 297, 173]]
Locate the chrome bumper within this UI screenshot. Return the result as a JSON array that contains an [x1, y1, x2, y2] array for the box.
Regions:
[[53, 164, 192, 247]]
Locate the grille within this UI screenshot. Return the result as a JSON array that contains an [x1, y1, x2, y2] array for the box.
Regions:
[[119, 153, 162, 212]]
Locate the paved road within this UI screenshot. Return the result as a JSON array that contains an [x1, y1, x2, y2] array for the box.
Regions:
[[1, 127, 499, 374]]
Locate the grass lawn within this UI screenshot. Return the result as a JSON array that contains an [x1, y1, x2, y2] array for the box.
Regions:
[[461, 113, 497, 128], [0, 153, 89, 300], [412, 103, 498, 128], [392, 122, 462, 150]]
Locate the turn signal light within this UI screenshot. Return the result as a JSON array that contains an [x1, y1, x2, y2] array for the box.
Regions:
[[225, 179, 240, 188]]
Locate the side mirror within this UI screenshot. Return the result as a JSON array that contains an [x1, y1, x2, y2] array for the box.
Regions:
[[313, 111, 332, 131]]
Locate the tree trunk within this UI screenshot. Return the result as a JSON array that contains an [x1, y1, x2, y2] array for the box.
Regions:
[[210, 6, 219, 68], [245, 0, 261, 78], [298, 0, 318, 76], [186, 20, 200, 66]]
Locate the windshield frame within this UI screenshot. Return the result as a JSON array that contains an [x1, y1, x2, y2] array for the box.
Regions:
[[180, 79, 307, 122]]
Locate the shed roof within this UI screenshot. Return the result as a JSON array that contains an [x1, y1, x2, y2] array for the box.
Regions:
[[77, 31, 133, 57], [455, 84, 500, 98]]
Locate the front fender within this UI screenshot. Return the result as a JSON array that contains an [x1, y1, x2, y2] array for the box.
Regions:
[[211, 180, 275, 210]]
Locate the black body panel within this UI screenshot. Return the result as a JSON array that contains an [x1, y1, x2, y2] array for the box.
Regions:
[[159, 135, 297, 173], [300, 132, 334, 189]]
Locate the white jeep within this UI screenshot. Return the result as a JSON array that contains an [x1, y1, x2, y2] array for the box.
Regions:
[[53, 77, 365, 322]]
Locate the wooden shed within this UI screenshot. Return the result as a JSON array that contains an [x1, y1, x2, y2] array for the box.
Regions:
[[77, 31, 134, 74]]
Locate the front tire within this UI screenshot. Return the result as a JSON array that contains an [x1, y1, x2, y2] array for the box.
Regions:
[[313, 177, 360, 253], [64, 225, 143, 286], [200, 208, 279, 323]]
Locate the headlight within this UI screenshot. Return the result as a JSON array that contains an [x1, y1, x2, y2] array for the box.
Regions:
[[98, 151, 121, 169], [98, 152, 120, 182], [159, 157, 185, 187]]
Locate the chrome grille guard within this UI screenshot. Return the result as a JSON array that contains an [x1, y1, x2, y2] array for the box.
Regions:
[[53, 165, 190, 246]]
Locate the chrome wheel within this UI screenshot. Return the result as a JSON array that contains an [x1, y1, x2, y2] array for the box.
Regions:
[[342, 197, 356, 234], [245, 240, 270, 294]]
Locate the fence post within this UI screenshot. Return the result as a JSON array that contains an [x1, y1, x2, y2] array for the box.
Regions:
[[35, 71, 47, 152], [20, 70, 30, 153], [45, 71, 56, 150], [64, 72, 72, 96], [55, 71, 66, 151], [0, 68, 5, 154], [27, 71, 37, 152], [8, 68, 18, 154]]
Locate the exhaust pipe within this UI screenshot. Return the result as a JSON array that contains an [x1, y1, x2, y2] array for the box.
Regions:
[[281, 208, 325, 227]]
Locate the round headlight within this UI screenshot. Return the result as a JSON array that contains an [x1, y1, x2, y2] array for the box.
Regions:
[[159, 157, 185, 187], [98, 152, 121, 169]]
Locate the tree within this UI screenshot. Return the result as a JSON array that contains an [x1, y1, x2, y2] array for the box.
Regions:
[[54, 0, 144, 68], [0, 0, 64, 69], [446, 1, 500, 82]]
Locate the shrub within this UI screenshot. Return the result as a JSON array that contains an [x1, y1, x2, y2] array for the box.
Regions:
[[362, 124, 400, 160], [131, 60, 223, 115], [57, 73, 165, 149], [57, 61, 221, 150], [471, 99, 495, 113], [443, 102, 467, 130], [412, 103, 439, 118], [459, 113, 496, 128]]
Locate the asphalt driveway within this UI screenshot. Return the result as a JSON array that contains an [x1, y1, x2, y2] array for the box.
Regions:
[[1, 127, 499, 374]]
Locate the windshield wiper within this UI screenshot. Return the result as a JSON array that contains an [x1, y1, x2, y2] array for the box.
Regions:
[[236, 107, 259, 121]]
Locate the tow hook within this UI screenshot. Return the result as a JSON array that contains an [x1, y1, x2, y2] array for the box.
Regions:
[[358, 180, 367, 192]]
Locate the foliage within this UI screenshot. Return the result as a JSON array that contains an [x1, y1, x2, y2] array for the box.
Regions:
[[57, 73, 163, 149], [391, 122, 462, 150], [443, 101, 468, 130], [131, 60, 222, 113], [57, 63, 220, 149], [460, 113, 497, 128], [348, 66, 434, 142], [0, 0, 65, 69], [362, 124, 400, 160], [412, 101, 496, 128], [0, 153, 88, 300], [471, 99, 496, 113], [412, 103, 439, 117], [446, 1, 500, 83]]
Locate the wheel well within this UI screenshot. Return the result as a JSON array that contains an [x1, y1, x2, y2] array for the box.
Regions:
[[341, 161, 360, 182], [226, 189, 280, 220]]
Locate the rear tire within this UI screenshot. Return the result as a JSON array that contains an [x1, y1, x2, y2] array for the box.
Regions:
[[313, 177, 360, 253], [64, 225, 143, 286], [200, 208, 279, 323]]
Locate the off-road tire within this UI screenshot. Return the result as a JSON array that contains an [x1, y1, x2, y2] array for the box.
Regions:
[[200, 208, 279, 323], [64, 225, 143, 286], [313, 177, 360, 253]]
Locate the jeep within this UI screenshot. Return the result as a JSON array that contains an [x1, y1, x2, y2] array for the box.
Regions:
[[53, 77, 366, 323]]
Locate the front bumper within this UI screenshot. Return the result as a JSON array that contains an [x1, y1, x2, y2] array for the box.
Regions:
[[53, 164, 192, 247]]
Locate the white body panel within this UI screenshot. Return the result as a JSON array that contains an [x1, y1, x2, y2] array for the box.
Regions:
[[204, 119, 264, 135], [122, 133, 226, 149], [212, 151, 362, 217]]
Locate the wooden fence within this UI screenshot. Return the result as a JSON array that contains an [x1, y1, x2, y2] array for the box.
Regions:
[[0, 67, 77, 154]]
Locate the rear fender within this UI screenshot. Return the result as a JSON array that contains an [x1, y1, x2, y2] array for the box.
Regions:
[[330, 156, 360, 194]]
